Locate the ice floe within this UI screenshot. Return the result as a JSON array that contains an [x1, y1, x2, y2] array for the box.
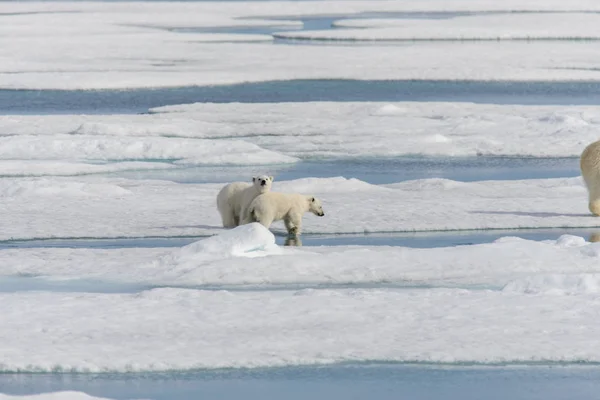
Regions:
[[2, 224, 600, 290], [2, 223, 600, 371], [4, 2, 600, 89], [277, 14, 600, 41], [0, 175, 595, 240], [1, 102, 598, 165], [2, 285, 600, 371]]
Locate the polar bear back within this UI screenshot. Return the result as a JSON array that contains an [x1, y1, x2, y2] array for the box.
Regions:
[[217, 182, 251, 213], [250, 192, 310, 221]]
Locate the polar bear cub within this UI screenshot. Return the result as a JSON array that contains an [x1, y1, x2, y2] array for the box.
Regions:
[[245, 192, 325, 236], [581, 140, 600, 216], [216, 175, 273, 228]]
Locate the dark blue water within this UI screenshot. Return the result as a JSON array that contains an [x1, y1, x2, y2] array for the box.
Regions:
[[2, 364, 600, 400], [105, 156, 580, 184], [4, 80, 600, 115]]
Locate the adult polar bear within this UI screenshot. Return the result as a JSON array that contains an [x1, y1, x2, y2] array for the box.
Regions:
[[216, 175, 273, 228], [244, 192, 325, 236], [581, 141, 600, 216]]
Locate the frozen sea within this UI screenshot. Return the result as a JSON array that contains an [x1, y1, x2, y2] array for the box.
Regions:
[[3, 1, 600, 399]]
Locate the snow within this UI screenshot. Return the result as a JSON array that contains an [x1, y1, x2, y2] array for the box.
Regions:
[[503, 273, 600, 295], [0, 160, 177, 178], [0, 393, 121, 400], [4, 228, 600, 290], [5, 0, 600, 378], [0, 175, 594, 240], [150, 102, 600, 158], [1, 205, 600, 372], [156, 223, 280, 271], [279, 14, 600, 41], [5, 2, 600, 89], [2, 285, 600, 371], [2, 102, 598, 164], [0, 135, 296, 166]]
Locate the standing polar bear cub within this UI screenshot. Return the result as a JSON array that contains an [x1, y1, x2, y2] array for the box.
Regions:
[[245, 192, 325, 236], [216, 176, 273, 228], [581, 140, 600, 216]]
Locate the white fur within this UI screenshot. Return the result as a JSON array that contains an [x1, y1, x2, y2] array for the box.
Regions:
[[216, 175, 273, 228], [239, 175, 274, 225], [246, 192, 325, 236], [581, 140, 600, 216]]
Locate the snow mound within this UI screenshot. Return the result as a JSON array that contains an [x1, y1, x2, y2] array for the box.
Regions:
[[180, 223, 276, 257], [503, 273, 600, 295], [157, 223, 278, 270], [372, 104, 407, 116], [555, 234, 588, 248]]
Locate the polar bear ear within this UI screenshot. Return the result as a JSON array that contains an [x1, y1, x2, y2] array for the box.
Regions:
[[252, 177, 256, 182], [269, 176, 274, 181], [311, 197, 315, 202]]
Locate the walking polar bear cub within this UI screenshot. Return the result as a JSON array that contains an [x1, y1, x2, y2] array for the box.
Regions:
[[581, 140, 600, 216], [244, 192, 325, 236], [216, 175, 273, 228]]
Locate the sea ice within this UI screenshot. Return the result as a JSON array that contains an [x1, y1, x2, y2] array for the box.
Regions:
[[0, 175, 594, 240], [1, 224, 600, 372], [151, 101, 600, 158], [2, 223, 600, 291], [4, 2, 600, 89], [0, 135, 296, 166], [1, 102, 598, 165], [0, 160, 178, 177], [277, 14, 600, 41], [2, 285, 600, 371]]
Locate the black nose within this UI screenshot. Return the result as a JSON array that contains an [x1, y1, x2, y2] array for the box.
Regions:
[[261, 180, 266, 185], [320, 212, 325, 216]]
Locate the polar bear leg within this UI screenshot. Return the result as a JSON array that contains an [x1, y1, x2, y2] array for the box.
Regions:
[[257, 215, 274, 229], [219, 207, 237, 228], [250, 206, 274, 228], [240, 205, 251, 225], [284, 212, 303, 236]]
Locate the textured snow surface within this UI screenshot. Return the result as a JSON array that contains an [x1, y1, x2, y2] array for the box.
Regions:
[[2, 227, 600, 289], [4, 1, 600, 88], [278, 14, 600, 41], [0, 102, 596, 175], [2, 286, 600, 371], [3, 226, 600, 371], [0, 176, 593, 240]]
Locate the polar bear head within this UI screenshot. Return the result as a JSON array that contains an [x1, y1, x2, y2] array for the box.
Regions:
[[308, 196, 325, 217], [252, 175, 274, 193]]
